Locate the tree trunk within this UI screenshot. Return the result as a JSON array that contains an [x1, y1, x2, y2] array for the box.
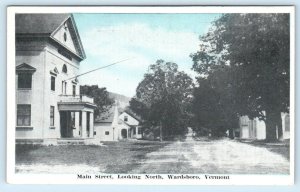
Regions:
[[229, 128, 234, 139], [265, 110, 282, 141], [276, 113, 283, 140], [160, 121, 163, 142]]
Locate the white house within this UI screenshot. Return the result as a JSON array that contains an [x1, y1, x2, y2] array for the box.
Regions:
[[239, 113, 290, 140], [94, 106, 119, 141], [15, 14, 96, 145], [94, 107, 142, 141], [119, 111, 142, 139]]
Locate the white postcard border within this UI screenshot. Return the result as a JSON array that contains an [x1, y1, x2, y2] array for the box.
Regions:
[[6, 6, 295, 185]]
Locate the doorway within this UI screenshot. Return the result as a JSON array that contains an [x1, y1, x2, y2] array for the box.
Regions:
[[60, 111, 73, 138], [121, 129, 127, 139]]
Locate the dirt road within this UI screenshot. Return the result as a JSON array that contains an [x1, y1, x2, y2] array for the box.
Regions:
[[130, 138, 290, 174]]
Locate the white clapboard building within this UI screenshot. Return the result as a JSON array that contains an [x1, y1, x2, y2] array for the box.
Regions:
[[239, 113, 290, 140], [15, 14, 97, 145], [94, 106, 142, 141]]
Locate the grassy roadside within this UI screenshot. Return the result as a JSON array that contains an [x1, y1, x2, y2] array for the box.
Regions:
[[16, 140, 169, 173], [237, 139, 290, 160]]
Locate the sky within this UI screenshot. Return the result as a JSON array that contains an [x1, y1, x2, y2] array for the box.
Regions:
[[74, 13, 221, 97]]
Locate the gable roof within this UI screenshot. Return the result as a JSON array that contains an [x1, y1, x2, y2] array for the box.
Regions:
[[122, 108, 142, 122], [118, 119, 135, 129], [95, 106, 117, 123], [15, 14, 86, 60], [16, 14, 70, 34]]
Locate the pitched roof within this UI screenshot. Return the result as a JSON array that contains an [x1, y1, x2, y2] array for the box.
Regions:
[[122, 108, 142, 122], [16, 14, 70, 34], [95, 106, 117, 123], [15, 14, 86, 60], [118, 119, 135, 129]]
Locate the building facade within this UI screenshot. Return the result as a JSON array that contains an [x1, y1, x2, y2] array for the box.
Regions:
[[94, 105, 119, 141], [239, 113, 290, 140], [15, 14, 96, 144], [94, 107, 142, 141], [119, 111, 142, 139]]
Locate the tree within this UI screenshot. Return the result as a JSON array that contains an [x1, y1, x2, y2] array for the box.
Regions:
[[80, 85, 115, 119], [192, 66, 239, 138], [191, 13, 290, 141], [129, 60, 194, 139]]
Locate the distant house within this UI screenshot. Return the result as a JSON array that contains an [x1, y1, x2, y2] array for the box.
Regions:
[[239, 113, 290, 140], [94, 106, 119, 141], [119, 111, 142, 139], [94, 106, 142, 141], [15, 14, 96, 145]]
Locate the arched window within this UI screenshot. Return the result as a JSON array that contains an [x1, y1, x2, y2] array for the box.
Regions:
[[62, 64, 67, 73]]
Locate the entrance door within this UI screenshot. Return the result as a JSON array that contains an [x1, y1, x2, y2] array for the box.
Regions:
[[121, 129, 127, 139], [60, 111, 73, 138]]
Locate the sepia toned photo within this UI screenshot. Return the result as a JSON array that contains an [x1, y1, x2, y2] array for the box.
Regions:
[[7, 6, 295, 185]]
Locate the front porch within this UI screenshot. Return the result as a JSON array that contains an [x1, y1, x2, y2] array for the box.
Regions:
[[58, 94, 97, 140]]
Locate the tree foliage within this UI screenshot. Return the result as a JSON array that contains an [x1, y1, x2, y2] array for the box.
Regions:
[[191, 13, 290, 140], [129, 60, 194, 137], [80, 85, 115, 119], [192, 66, 239, 137]]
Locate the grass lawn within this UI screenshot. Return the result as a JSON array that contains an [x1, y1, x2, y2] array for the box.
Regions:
[[238, 139, 290, 160], [16, 141, 169, 173]]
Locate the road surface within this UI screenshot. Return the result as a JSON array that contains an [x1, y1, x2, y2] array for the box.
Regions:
[[130, 131, 289, 174], [16, 129, 290, 174]]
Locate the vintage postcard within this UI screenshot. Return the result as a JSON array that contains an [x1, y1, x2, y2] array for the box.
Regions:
[[6, 6, 295, 185]]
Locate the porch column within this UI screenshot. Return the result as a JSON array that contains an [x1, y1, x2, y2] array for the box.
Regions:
[[74, 112, 80, 137], [81, 111, 87, 138], [89, 112, 94, 138]]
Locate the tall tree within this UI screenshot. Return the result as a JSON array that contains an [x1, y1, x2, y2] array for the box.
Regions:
[[192, 66, 239, 137], [80, 85, 115, 119], [130, 60, 194, 139], [191, 13, 290, 141]]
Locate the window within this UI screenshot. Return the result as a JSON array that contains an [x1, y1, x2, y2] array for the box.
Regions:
[[62, 64, 68, 73], [94, 131, 96, 136], [17, 105, 31, 126], [61, 81, 67, 94], [105, 131, 109, 135], [51, 76, 55, 91], [50, 106, 54, 126], [62, 82, 67, 95], [72, 85, 76, 96], [63, 32, 67, 42], [124, 116, 128, 122], [18, 73, 32, 89]]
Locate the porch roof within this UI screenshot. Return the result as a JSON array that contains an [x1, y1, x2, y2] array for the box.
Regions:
[[57, 102, 97, 111]]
